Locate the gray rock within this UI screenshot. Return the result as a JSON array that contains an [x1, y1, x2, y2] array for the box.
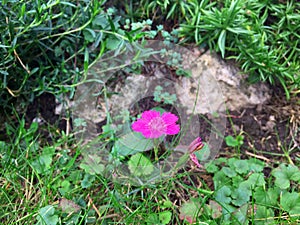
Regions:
[[177, 51, 271, 115]]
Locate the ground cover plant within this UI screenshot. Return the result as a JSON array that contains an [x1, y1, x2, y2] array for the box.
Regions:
[[0, 0, 299, 224]]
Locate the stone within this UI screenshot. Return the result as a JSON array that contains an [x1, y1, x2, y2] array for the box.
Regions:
[[176, 51, 271, 115]]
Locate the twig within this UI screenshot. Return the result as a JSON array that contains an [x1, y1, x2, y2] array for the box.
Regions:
[[14, 49, 30, 74], [245, 151, 270, 162], [87, 194, 101, 218]]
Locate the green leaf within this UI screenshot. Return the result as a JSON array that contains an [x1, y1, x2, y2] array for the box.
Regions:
[[245, 173, 266, 187], [232, 159, 249, 174], [272, 163, 300, 189], [225, 135, 239, 147], [248, 158, 265, 172], [227, 27, 251, 34], [232, 176, 244, 188], [36, 205, 58, 225], [146, 214, 160, 225], [222, 166, 237, 178], [83, 28, 96, 42], [31, 147, 55, 174], [28, 121, 39, 134], [218, 29, 226, 58], [205, 162, 219, 173], [158, 211, 172, 224], [79, 154, 105, 175], [213, 171, 231, 189], [174, 153, 189, 170], [93, 14, 109, 27], [280, 192, 300, 215], [58, 180, 71, 196], [254, 187, 279, 207], [115, 132, 155, 156], [179, 198, 201, 224], [162, 200, 173, 209], [194, 142, 210, 161], [214, 186, 232, 204], [231, 188, 250, 206], [81, 173, 95, 189], [106, 37, 122, 50], [232, 204, 248, 225], [128, 153, 154, 177], [254, 205, 274, 225]]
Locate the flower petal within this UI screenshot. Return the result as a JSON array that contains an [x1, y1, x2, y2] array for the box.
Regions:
[[141, 129, 152, 138], [132, 119, 148, 132], [141, 110, 160, 121], [161, 112, 178, 125], [190, 153, 201, 168], [148, 130, 165, 139], [188, 137, 203, 152], [165, 124, 180, 135]]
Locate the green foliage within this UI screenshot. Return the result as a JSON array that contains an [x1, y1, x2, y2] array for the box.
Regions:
[[203, 158, 300, 224], [79, 154, 105, 175], [225, 135, 244, 148], [114, 132, 155, 156], [31, 146, 56, 174], [180, 0, 300, 98], [128, 153, 154, 177], [272, 163, 300, 189], [0, 0, 134, 113], [146, 211, 172, 225], [36, 205, 59, 225], [179, 198, 201, 224], [153, 85, 177, 104], [1, 115, 300, 224], [280, 192, 300, 216]]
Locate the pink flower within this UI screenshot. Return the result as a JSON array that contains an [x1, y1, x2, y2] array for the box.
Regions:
[[190, 153, 202, 168], [188, 137, 204, 153], [188, 137, 204, 168], [131, 110, 180, 139]]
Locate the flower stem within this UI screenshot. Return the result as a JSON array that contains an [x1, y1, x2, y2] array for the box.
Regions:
[[154, 146, 159, 161]]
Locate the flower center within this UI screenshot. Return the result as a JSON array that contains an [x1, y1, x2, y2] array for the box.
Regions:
[[148, 117, 166, 133]]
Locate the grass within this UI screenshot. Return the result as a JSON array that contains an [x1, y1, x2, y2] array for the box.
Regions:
[[1, 117, 299, 224], [0, 0, 300, 224]]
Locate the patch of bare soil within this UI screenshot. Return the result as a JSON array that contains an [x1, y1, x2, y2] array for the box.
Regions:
[[224, 87, 299, 162]]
